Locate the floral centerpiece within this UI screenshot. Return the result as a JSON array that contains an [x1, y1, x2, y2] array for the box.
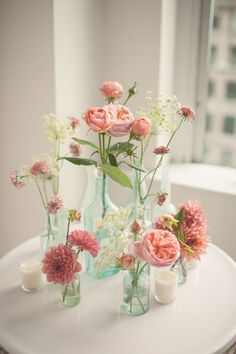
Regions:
[[60, 80, 195, 279]]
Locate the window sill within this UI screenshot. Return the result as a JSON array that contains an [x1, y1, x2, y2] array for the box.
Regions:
[[169, 163, 236, 196]]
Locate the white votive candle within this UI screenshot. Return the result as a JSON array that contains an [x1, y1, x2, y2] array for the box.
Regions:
[[19, 260, 43, 292], [154, 270, 178, 304]]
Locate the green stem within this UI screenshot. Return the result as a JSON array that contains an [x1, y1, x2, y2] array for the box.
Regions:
[[62, 284, 69, 303], [144, 117, 184, 200], [65, 218, 71, 245], [34, 179, 47, 209], [43, 178, 49, 204], [106, 135, 112, 163]]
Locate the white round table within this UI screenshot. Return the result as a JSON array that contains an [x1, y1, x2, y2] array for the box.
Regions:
[[0, 238, 236, 354]]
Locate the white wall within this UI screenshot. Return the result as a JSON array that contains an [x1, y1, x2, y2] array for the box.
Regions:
[[0, 0, 55, 257]]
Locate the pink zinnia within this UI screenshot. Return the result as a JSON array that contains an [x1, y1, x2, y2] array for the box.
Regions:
[[69, 230, 99, 257], [30, 160, 51, 177], [42, 244, 82, 285], [157, 192, 168, 206], [153, 146, 170, 155], [47, 196, 64, 215], [180, 225, 209, 260], [179, 200, 207, 231], [178, 106, 195, 122], [70, 117, 80, 129], [70, 142, 82, 157], [10, 171, 25, 189]]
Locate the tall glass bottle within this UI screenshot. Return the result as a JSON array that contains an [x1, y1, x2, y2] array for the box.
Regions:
[[84, 173, 119, 279]]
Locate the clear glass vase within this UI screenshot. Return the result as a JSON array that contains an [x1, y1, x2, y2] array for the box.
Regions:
[[40, 208, 69, 259], [123, 265, 150, 316], [171, 255, 188, 285], [84, 173, 119, 279], [61, 275, 80, 307]]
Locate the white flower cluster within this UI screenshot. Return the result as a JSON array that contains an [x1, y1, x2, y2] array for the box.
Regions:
[[43, 114, 76, 143], [138, 93, 181, 133], [97, 207, 131, 232]]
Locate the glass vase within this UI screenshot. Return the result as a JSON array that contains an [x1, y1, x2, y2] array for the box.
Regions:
[[171, 255, 188, 285], [123, 266, 150, 316], [61, 275, 80, 307], [84, 173, 120, 279], [80, 166, 97, 228], [40, 208, 69, 259]]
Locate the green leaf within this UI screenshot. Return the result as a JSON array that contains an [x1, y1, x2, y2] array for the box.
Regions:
[[120, 161, 146, 172], [73, 138, 99, 151], [177, 229, 185, 243], [108, 153, 118, 167], [109, 142, 135, 155], [59, 157, 97, 166], [99, 164, 133, 188], [175, 208, 185, 225]]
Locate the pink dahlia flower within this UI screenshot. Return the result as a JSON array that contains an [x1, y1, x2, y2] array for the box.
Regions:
[[153, 146, 170, 155], [83, 107, 111, 132], [47, 196, 63, 215], [178, 106, 195, 122], [120, 254, 135, 269], [130, 229, 180, 267], [69, 230, 99, 257], [10, 171, 25, 189], [105, 104, 134, 137], [179, 200, 207, 231], [131, 116, 152, 138], [180, 225, 209, 260], [100, 81, 124, 99], [30, 160, 51, 177], [70, 142, 82, 157], [157, 192, 168, 206], [42, 244, 82, 285]]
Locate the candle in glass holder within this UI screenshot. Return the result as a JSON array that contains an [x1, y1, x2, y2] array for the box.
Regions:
[[154, 270, 178, 304], [19, 260, 43, 292]]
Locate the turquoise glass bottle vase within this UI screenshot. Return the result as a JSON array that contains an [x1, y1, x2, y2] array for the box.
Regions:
[[84, 173, 119, 279]]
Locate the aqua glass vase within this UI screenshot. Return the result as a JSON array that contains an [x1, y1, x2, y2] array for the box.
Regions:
[[84, 174, 119, 279], [61, 275, 80, 307], [122, 265, 150, 316], [171, 255, 188, 285], [40, 209, 69, 259]]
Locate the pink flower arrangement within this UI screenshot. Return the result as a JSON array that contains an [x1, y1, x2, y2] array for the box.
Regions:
[[10, 171, 25, 189], [105, 104, 134, 137], [178, 106, 195, 122], [42, 244, 82, 285], [179, 200, 207, 231], [100, 81, 124, 100], [131, 116, 152, 138], [70, 142, 82, 157], [69, 229, 99, 257], [30, 160, 51, 177], [47, 196, 64, 215], [83, 107, 111, 132], [153, 146, 170, 155]]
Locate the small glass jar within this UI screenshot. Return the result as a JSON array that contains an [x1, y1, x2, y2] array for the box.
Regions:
[[172, 255, 188, 285], [123, 268, 150, 316], [61, 275, 80, 307]]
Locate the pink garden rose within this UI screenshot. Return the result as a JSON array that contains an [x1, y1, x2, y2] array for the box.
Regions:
[[130, 229, 180, 267], [131, 116, 152, 138], [100, 81, 123, 99], [30, 160, 51, 177], [83, 107, 111, 132], [120, 254, 135, 269], [105, 104, 134, 137]]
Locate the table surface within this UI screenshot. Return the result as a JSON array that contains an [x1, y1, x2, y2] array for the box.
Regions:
[[0, 238, 236, 354]]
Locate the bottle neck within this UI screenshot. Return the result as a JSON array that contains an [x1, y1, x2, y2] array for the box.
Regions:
[[94, 175, 108, 198]]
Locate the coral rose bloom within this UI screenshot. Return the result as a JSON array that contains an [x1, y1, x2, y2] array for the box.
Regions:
[[42, 244, 81, 285], [131, 229, 180, 267], [105, 104, 134, 137], [83, 107, 111, 132], [100, 81, 123, 99], [131, 116, 152, 138]]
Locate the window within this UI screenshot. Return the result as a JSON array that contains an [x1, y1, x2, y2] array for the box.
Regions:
[[223, 116, 235, 134], [229, 46, 236, 65], [226, 82, 236, 99]]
